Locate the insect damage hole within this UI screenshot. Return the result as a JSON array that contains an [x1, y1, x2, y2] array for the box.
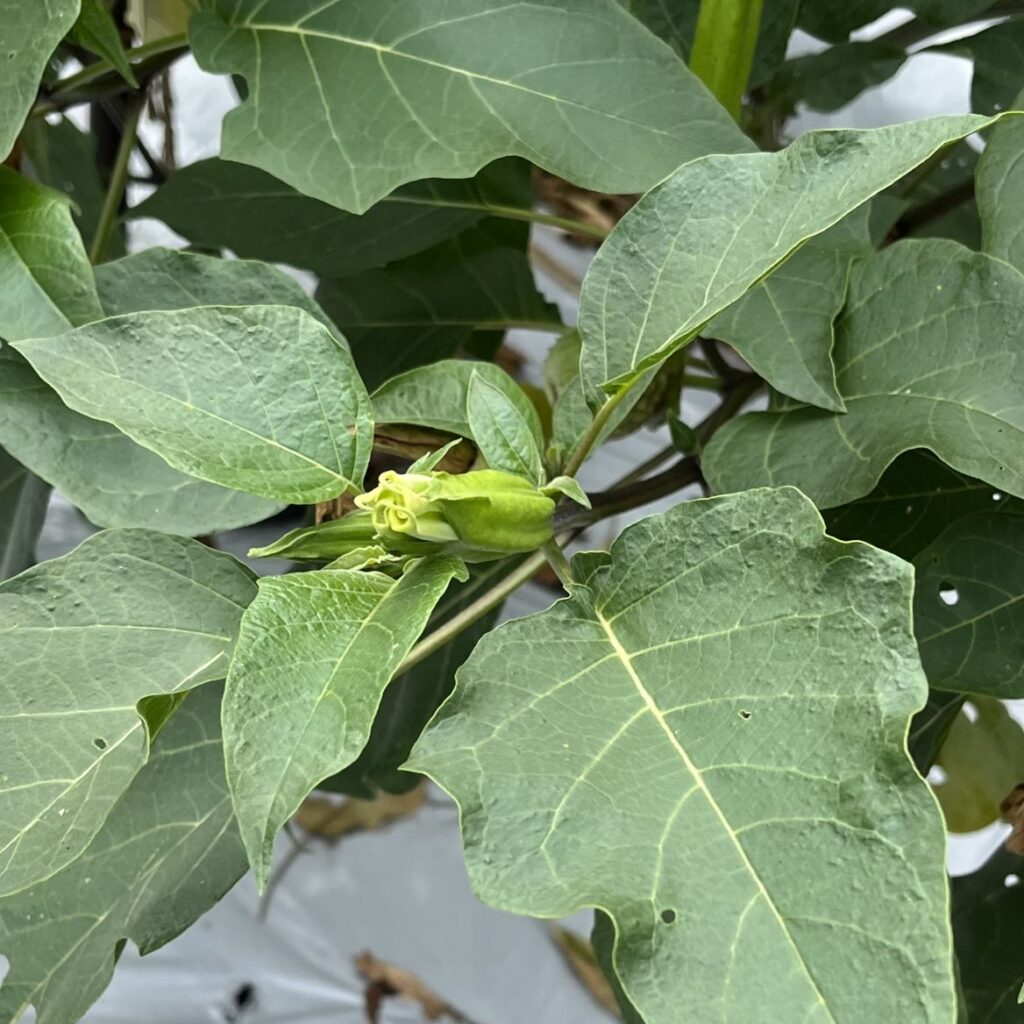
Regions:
[[93, 737, 107, 750], [938, 582, 959, 606], [738, 709, 752, 721], [660, 909, 677, 925], [1005, 874, 1020, 888]]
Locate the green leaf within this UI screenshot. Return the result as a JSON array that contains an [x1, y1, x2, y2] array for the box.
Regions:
[[189, 0, 751, 214], [936, 19, 1024, 116], [127, 0, 196, 41], [324, 561, 508, 797], [373, 358, 539, 443], [909, 690, 964, 776], [0, 529, 255, 897], [914, 510, 1024, 698], [409, 487, 952, 1023], [408, 438, 465, 474], [0, 166, 103, 339], [543, 475, 591, 508], [14, 303, 373, 504], [0, 0, 80, 160], [0, 682, 248, 1024], [580, 114, 1008, 399], [766, 41, 907, 116], [705, 240, 1024, 507], [798, 0, 989, 43], [317, 219, 561, 391], [0, 448, 49, 581], [952, 847, 1024, 1024], [134, 156, 536, 277], [688, 0, 763, 120], [224, 555, 466, 885], [977, 90, 1024, 274], [823, 450, 1015, 561], [707, 208, 872, 411], [71, 0, 139, 86], [0, 249, 345, 532], [899, 143, 980, 250], [19, 117, 115, 261], [467, 370, 544, 482], [932, 697, 1024, 832]]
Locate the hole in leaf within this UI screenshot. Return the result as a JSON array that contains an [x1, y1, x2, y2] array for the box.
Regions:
[[738, 709, 751, 720], [233, 983, 256, 1011], [994, 492, 1004, 501], [93, 737, 107, 750], [1006, 874, 1020, 888], [938, 582, 959, 606], [927, 765, 948, 785], [660, 909, 676, 925], [963, 701, 978, 724]]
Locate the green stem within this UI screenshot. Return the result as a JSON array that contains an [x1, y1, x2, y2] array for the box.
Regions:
[[682, 373, 726, 391], [89, 95, 144, 264], [489, 203, 609, 239], [689, 0, 764, 121], [541, 540, 574, 588], [397, 551, 548, 677], [562, 387, 629, 478], [32, 34, 188, 117]]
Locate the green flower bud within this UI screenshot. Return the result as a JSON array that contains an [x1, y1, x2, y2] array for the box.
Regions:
[[355, 468, 556, 562]]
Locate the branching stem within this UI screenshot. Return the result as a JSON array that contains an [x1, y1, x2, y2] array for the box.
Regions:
[[89, 93, 144, 264]]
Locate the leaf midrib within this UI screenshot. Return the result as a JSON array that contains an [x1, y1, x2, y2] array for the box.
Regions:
[[592, 605, 837, 1022]]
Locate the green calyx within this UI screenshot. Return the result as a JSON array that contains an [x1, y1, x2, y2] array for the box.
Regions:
[[356, 468, 556, 562]]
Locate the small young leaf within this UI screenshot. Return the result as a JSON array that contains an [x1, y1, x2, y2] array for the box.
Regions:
[[0, 530, 256, 897], [189, 0, 750, 214], [705, 241, 1024, 507], [0, 683, 248, 1024], [466, 370, 545, 482], [579, 113, 1014, 397], [71, 0, 139, 86], [14, 304, 373, 504], [410, 487, 952, 1023], [407, 438, 466, 475], [224, 555, 466, 886], [542, 475, 591, 508]]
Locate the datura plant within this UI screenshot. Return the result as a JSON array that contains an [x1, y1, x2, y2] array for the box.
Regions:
[[3, 1, 1024, 1021]]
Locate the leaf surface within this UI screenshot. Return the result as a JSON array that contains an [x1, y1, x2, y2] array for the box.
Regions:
[[0, 683, 248, 1024], [189, 0, 750, 214], [914, 511, 1024, 698], [705, 240, 1024, 507], [0, 448, 49, 581], [467, 370, 544, 481], [977, 90, 1024, 274], [0, 529, 255, 897], [579, 114, 1007, 396], [707, 209, 872, 410], [318, 219, 560, 390], [0, 0, 80, 160], [224, 555, 465, 885], [14, 303, 372, 504], [134, 156, 534, 277], [410, 487, 953, 1023]]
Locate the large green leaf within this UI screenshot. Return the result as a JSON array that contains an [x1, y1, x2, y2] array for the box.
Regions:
[[977, 91, 1024, 274], [0, 529, 255, 897], [0, 682, 248, 1024], [899, 143, 980, 250], [823, 450, 1016, 561], [707, 209, 872, 411], [224, 555, 466, 885], [0, 0, 81, 160], [798, 0, 989, 43], [0, 448, 49, 581], [410, 487, 952, 1023], [579, 114, 1006, 399], [134, 156, 535, 277], [318, 219, 561, 390], [914, 511, 1024, 698], [932, 697, 1024, 832], [953, 847, 1024, 1024], [936, 19, 1024, 116], [0, 166, 102, 339], [705, 240, 1024, 507], [325, 561, 507, 797], [0, 185, 284, 532], [14, 303, 373, 504], [189, 0, 750, 214]]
